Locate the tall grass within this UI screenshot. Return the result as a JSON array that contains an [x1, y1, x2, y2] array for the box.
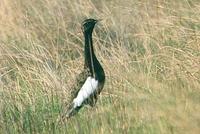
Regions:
[[0, 0, 200, 133]]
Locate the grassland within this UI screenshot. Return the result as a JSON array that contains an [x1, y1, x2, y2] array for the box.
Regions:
[[0, 0, 200, 133]]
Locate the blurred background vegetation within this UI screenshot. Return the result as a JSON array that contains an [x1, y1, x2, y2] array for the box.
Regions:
[[0, 0, 200, 133]]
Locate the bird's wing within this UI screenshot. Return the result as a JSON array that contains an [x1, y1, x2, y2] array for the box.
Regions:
[[66, 76, 99, 118], [62, 69, 90, 119], [69, 68, 91, 102]]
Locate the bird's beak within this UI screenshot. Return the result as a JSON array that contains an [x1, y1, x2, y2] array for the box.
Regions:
[[96, 19, 102, 23]]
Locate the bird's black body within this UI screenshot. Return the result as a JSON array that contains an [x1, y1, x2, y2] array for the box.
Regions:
[[66, 19, 105, 118]]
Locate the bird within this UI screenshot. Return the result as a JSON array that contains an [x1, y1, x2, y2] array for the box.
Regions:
[[65, 18, 105, 118]]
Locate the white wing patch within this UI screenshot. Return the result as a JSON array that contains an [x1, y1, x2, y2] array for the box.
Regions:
[[73, 77, 98, 108]]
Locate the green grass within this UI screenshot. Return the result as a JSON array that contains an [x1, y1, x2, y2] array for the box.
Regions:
[[0, 0, 200, 133]]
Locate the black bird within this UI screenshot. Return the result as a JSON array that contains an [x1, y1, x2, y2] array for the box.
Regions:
[[66, 19, 105, 118]]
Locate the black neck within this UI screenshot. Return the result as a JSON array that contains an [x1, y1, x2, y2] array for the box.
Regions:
[[84, 31, 96, 76]]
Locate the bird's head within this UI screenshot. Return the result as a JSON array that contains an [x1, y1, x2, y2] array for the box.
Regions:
[[81, 19, 98, 34]]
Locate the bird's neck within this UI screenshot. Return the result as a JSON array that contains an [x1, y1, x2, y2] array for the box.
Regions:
[[84, 32, 96, 76]]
